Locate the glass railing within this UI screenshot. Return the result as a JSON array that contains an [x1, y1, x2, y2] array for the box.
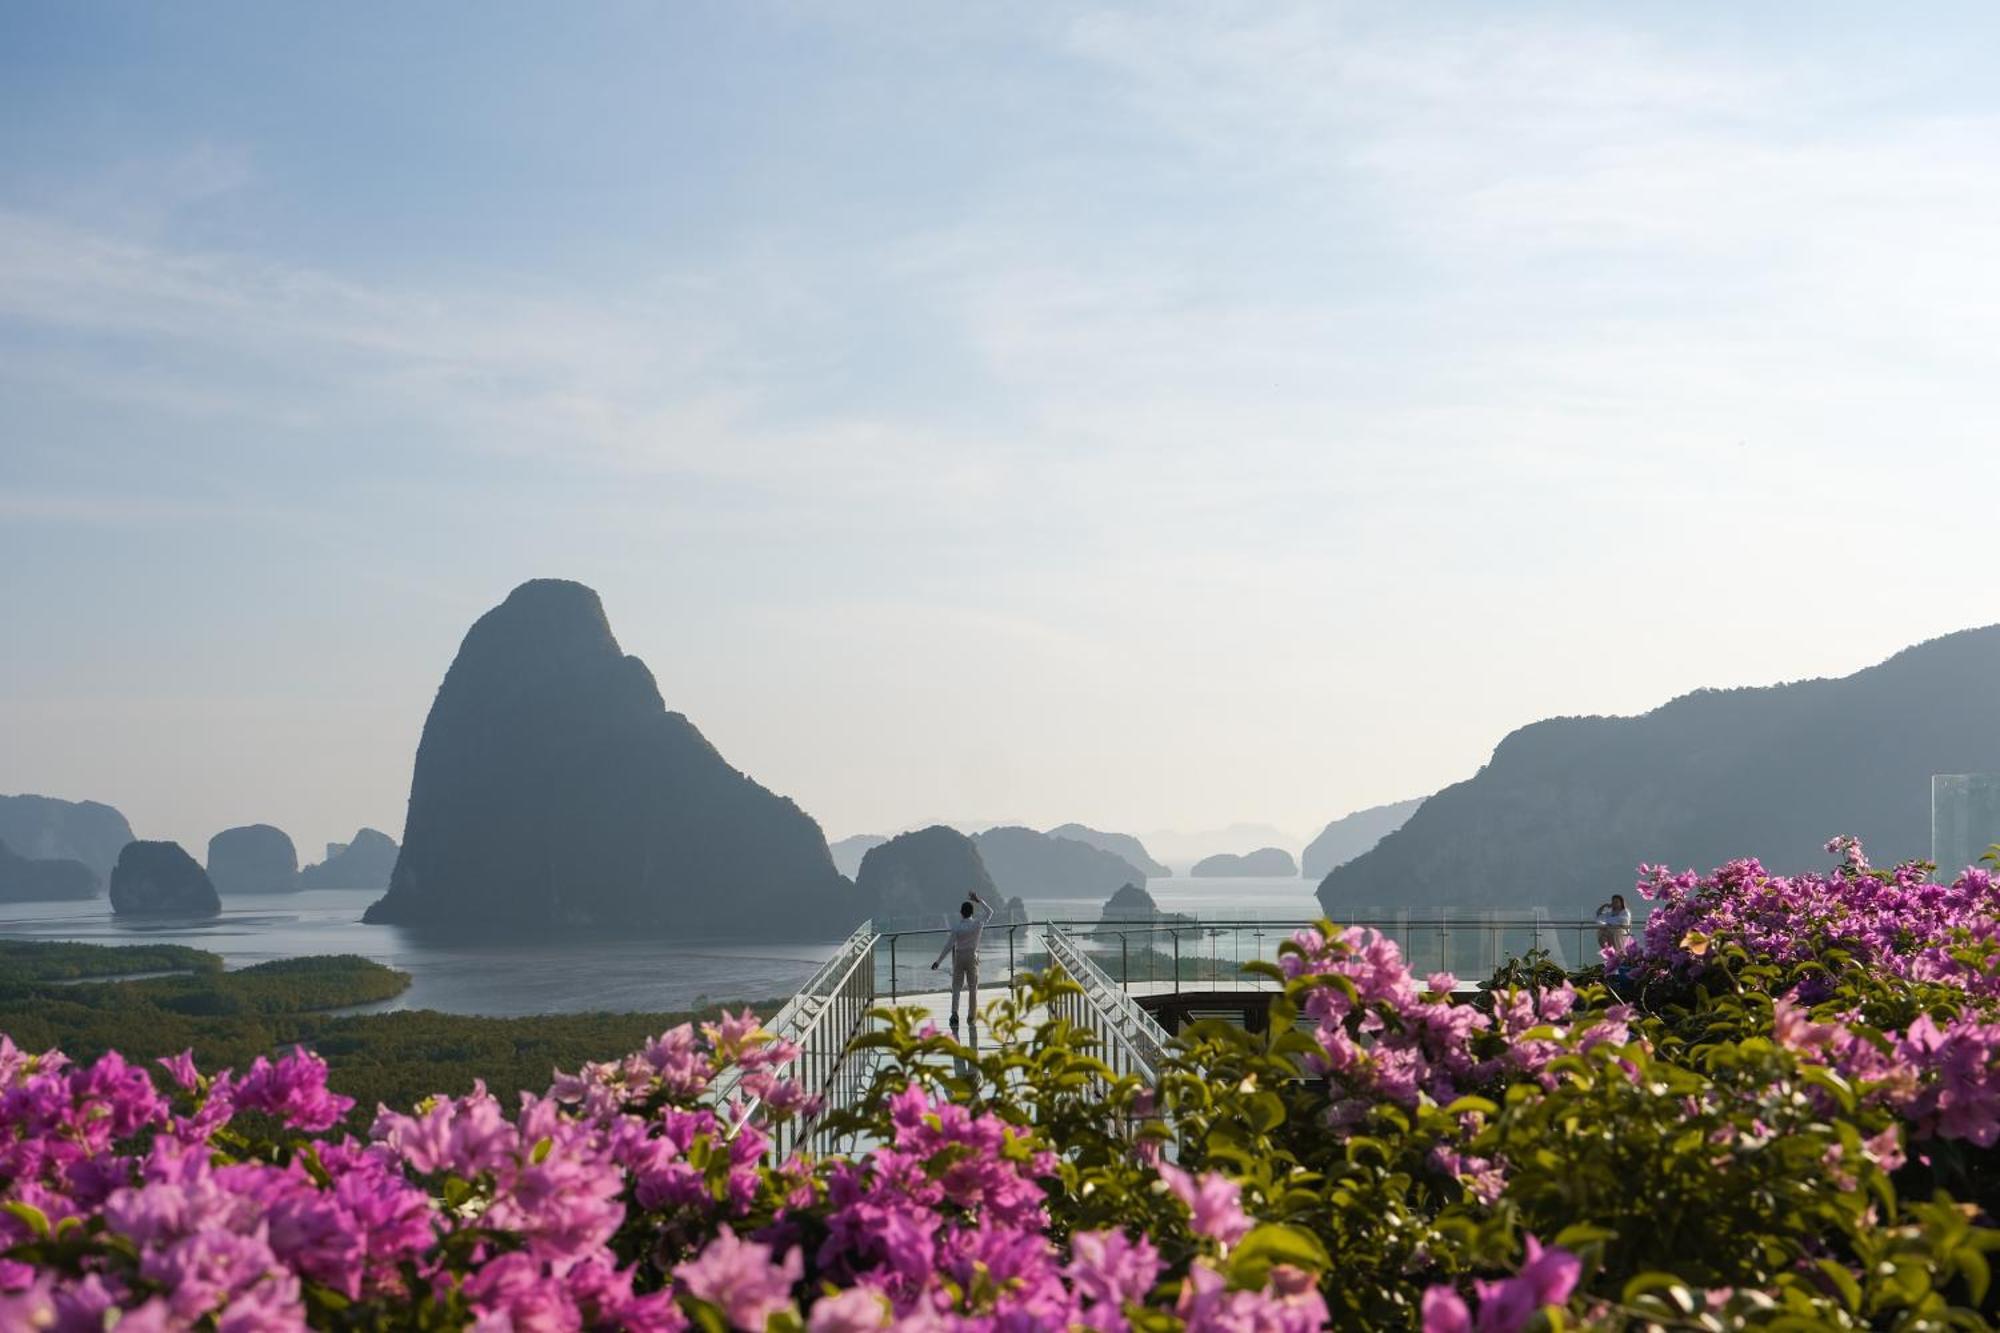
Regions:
[[872, 912, 1622, 998]]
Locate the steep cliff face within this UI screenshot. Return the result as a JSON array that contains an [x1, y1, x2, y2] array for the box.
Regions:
[[0, 840, 98, 902], [1320, 625, 2000, 915], [207, 824, 300, 895], [1046, 824, 1169, 877], [971, 826, 1149, 899], [1190, 847, 1297, 877], [1300, 798, 1425, 879], [363, 580, 858, 935], [299, 829, 399, 890], [110, 841, 221, 916], [854, 826, 996, 925], [0, 795, 134, 888]]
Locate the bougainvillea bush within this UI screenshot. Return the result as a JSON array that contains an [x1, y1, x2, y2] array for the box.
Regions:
[[3, 842, 1999, 1331]]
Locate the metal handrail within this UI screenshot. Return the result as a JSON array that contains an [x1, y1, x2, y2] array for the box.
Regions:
[[717, 920, 878, 1159], [1042, 922, 1172, 1081], [720, 912, 1616, 1158]]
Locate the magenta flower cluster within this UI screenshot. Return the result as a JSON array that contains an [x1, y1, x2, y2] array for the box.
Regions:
[[3, 844, 1994, 1331], [0, 1006, 1338, 1330], [1626, 844, 2000, 999], [1615, 841, 2000, 1149]]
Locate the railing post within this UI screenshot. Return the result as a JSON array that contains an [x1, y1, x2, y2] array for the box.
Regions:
[[889, 937, 898, 1002], [1173, 931, 1180, 993], [1008, 924, 1016, 978], [1121, 934, 1128, 991]]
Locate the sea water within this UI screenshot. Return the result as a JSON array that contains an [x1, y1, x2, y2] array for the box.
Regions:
[[0, 878, 1328, 1016]]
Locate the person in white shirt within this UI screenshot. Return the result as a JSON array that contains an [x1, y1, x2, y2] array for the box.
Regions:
[[1594, 893, 1632, 950], [930, 891, 994, 1030]]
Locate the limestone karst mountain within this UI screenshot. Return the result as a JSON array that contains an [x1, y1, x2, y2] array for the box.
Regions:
[[0, 840, 98, 902], [1140, 824, 1299, 874], [110, 841, 221, 916], [362, 580, 859, 935], [299, 829, 400, 890], [971, 826, 1149, 900], [829, 834, 888, 880], [1321, 625, 2000, 915], [854, 826, 997, 926], [1098, 881, 1190, 924], [1046, 824, 1169, 878], [206, 824, 300, 895], [1190, 847, 1297, 877], [0, 795, 134, 889], [1299, 798, 1425, 879]]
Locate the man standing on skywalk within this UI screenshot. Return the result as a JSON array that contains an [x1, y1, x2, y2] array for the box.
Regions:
[[930, 890, 994, 1032]]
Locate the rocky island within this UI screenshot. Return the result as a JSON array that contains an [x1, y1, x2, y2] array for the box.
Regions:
[[1300, 797, 1424, 879], [0, 794, 134, 891], [854, 826, 997, 925], [971, 826, 1150, 900], [299, 829, 400, 890], [109, 841, 222, 916], [362, 579, 859, 935], [1098, 881, 1191, 924], [0, 840, 98, 902], [206, 824, 300, 895], [1190, 847, 1298, 877], [1046, 823, 1169, 877]]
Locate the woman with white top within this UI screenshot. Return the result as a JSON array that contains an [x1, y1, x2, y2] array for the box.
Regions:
[[1594, 893, 1632, 950]]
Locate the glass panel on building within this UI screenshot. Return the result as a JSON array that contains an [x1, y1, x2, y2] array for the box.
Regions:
[[1933, 774, 2000, 877]]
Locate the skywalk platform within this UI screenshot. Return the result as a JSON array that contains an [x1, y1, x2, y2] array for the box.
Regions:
[[722, 915, 1600, 1160]]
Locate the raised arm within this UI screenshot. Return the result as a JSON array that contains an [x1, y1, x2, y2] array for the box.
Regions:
[[974, 895, 995, 924]]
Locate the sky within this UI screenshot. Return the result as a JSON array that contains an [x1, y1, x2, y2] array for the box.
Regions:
[[4, 2, 2000, 860]]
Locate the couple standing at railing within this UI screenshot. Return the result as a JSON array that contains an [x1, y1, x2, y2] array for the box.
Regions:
[[928, 890, 994, 1033]]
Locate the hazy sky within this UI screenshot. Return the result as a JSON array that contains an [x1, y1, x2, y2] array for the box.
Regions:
[[5, 3, 1999, 859]]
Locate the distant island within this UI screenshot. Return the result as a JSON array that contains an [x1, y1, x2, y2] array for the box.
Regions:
[[207, 823, 300, 895], [362, 579, 861, 935], [0, 794, 134, 891], [1141, 823, 1298, 874], [110, 840, 221, 916], [1099, 881, 1190, 924], [971, 826, 1150, 899], [854, 825, 996, 926], [1321, 624, 2000, 915], [0, 839, 98, 902], [299, 828, 399, 891], [1299, 797, 1425, 879], [1046, 824, 1170, 877], [1190, 847, 1298, 877]]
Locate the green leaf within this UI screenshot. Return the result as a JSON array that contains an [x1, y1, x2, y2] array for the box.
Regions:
[[1621, 1271, 1695, 1313], [1229, 1223, 1334, 1286], [1551, 1222, 1617, 1250], [1244, 1090, 1286, 1133], [1, 1202, 49, 1241], [1813, 1258, 1861, 1312]]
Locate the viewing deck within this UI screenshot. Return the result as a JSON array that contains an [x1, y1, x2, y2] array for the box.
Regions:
[[726, 912, 1611, 1160]]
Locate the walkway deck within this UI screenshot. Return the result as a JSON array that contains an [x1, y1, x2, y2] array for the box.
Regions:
[[732, 916, 1600, 1160]]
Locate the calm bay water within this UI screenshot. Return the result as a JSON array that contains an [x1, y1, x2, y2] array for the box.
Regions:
[[0, 878, 1327, 1016]]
